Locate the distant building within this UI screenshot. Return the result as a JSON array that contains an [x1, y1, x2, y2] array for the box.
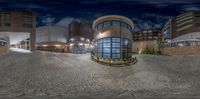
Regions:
[[36, 25, 68, 52], [161, 11, 200, 55], [0, 11, 36, 53], [67, 21, 93, 54], [133, 29, 161, 53]]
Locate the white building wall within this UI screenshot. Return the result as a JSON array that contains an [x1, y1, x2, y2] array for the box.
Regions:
[[36, 26, 68, 43]]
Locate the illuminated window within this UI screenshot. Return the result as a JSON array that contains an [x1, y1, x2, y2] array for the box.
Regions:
[[103, 21, 110, 28]]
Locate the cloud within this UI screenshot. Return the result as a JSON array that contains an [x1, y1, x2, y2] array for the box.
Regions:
[[55, 17, 80, 27], [80, 0, 199, 5], [6, 3, 48, 10], [42, 16, 56, 25], [183, 6, 200, 11], [132, 15, 166, 30]]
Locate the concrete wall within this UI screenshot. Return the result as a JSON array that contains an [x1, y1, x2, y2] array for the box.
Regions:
[[132, 41, 158, 53], [36, 26, 68, 43], [160, 46, 200, 55]]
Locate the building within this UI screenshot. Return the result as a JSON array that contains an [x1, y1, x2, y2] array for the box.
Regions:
[[67, 21, 93, 54], [92, 15, 134, 64], [36, 25, 68, 52], [133, 29, 161, 53], [0, 11, 36, 53], [161, 11, 200, 55]]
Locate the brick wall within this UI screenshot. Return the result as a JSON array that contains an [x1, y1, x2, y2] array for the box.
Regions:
[[132, 41, 158, 53], [0, 46, 8, 54], [160, 46, 200, 55]]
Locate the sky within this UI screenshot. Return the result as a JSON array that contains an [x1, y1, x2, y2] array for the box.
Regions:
[[0, 0, 200, 30]]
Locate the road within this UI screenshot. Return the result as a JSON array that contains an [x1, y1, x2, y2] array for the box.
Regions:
[[0, 50, 200, 99]]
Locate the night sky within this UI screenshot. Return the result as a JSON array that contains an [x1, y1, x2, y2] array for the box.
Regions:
[[1, 0, 200, 30]]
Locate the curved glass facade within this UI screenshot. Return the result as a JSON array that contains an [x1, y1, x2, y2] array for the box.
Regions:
[[94, 37, 132, 59], [94, 20, 132, 33]]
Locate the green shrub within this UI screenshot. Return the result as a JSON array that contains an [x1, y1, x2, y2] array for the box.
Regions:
[[140, 47, 156, 54]]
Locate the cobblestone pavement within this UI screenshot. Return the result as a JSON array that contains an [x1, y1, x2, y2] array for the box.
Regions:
[[0, 51, 200, 99]]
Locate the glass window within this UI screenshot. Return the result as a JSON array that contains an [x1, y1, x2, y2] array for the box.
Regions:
[[112, 48, 120, 53], [177, 42, 184, 47], [103, 47, 111, 53], [103, 53, 111, 58], [112, 38, 120, 42], [94, 37, 132, 59], [190, 41, 196, 46], [97, 23, 103, 31], [112, 54, 120, 58], [4, 23, 11, 27], [122, 22, 128, 29], [103, 38, 111, 42], [127, 25, 132, 31], [103, 43, 110, 47], [103, 21, 110, 28], [123, 39, 129, 45], [162, 28, 170, 42], [112, 43, 120, 47], [112, 21, 120, 26]]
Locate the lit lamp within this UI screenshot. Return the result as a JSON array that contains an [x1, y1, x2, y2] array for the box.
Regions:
[[70, 43, 74, 46], [42, 44, 48, 47]]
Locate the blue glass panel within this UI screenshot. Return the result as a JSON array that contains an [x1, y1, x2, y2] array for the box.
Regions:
[[162, 28, 170, 41], [112, 21, 120, 26], [112, 54, 120, 58], [103, 47, 111, 53], [123, 39, 129, 45], [112, 48, 120, 53], [97, 23, 103, 31], [103, 53, 111, 58], [127, 26, 132, 31], [103, 38, 111, 42], [103, 43, 111, 47], [112, 38, 120, 42], [103, 21, 111, 28], [112, 43, 120, 47], [122, 22, 128, 29]]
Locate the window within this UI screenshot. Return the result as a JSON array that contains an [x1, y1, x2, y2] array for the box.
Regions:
[[112, 38, 120, 42], [112, 43, 120, 47], [4, 23, 11, 27], [97, 23, 103, 31], [122, 22, 128, 29], [103, 21, 110, 28], [103, 43, 111, 47], [23, 18, 33, 28], [23, 12, 33, 18], [103, 53, 111, 58], [162, 28, 170, 42], [112, 21, 120, 26], [112, 48, 120, 53], [95, 20, 132, 33], [112, 54, 120, 58], [103, 47, 111, 53]]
